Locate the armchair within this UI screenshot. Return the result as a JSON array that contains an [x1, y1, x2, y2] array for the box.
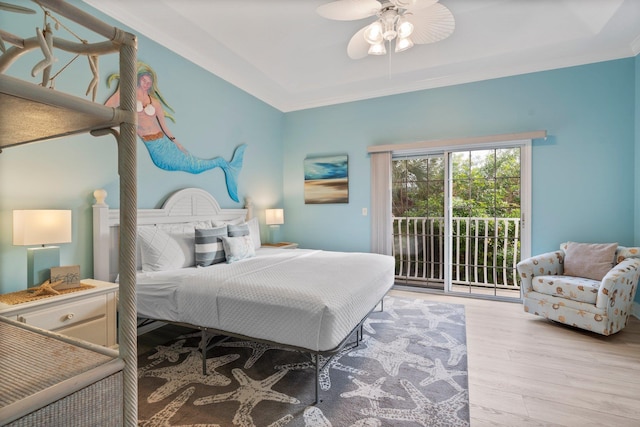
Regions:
[[517, 242, 640, 335]]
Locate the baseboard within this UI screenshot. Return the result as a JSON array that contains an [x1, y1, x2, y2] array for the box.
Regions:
[[633, 302, 640, 319]]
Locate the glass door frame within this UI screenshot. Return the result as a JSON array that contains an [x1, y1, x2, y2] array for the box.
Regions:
[[390, 139, 531, 302]]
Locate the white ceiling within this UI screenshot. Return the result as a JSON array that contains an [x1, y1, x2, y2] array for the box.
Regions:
[[83, 0, 640, 113]]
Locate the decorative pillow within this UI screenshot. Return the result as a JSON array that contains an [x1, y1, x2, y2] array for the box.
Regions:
[[228, 222, 250, 237], [157, 221, 211, 268], [562, 242, 618, 281], [138, 226, 185, 271], [211, 216, 246, 227], [221, 235, 255, 263], [195, 225, 227, 267], [247, 217, 261, 249], [616, 246, 640, 263]]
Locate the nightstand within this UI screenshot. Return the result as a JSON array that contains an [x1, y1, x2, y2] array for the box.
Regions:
[[262, 242, 299, 249], [0, 279, 118, 347]]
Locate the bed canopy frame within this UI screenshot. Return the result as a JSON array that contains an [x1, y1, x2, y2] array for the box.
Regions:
[[0, 1, 138, 424]]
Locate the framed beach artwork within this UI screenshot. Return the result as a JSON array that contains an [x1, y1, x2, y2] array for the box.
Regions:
[[304, 154, 349, 204]]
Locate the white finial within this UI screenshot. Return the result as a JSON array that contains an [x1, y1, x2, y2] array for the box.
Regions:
[[94, 189, 108, 206], [244, 196, 254, 220]]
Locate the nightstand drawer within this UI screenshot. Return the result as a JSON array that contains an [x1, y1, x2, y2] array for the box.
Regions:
[[17, 294, 107, 331]]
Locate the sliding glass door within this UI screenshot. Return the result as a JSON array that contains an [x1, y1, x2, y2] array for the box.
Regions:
[[392, 146, 527, 300], [392, 155, 446, 290]]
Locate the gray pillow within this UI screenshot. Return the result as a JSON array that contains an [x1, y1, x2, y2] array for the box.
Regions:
[[563, 242, 618, 281], [195, 225, 228, 267]]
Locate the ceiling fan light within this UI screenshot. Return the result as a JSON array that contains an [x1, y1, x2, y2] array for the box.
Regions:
[[397, 18, 414, 38], [368, 42, 387, 55], [395, 36, 414, 53], [382, 16, 397, 41], [364, 21, 383, 44]]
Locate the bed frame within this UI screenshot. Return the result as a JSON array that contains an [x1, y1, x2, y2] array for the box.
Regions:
[[1, 1, 138, 424], [92, 187, 382, 403]]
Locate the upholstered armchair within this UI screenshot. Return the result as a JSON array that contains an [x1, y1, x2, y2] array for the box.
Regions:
[[517, 242, 640, 335]]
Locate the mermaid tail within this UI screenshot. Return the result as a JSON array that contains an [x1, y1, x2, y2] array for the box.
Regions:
[[221, 144, 247, 202], [141, 135, 246, 201]]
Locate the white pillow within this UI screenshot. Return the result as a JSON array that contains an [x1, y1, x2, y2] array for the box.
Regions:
[[226, 218, 261, 249], [247, 217, 261, 249], [221, 235, 255, 263], [211, 216, 246, 227], [157, 221, 211, 268], [138, 226, 185, 271]]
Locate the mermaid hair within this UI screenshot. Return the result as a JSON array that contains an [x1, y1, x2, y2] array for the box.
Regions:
[[106, 60, 176, 122]]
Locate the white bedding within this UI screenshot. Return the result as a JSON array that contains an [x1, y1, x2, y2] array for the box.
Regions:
[[136, 247, 395, 351]]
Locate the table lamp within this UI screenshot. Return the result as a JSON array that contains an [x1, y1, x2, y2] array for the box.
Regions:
[[13, 210, 72, 287], [265, 208, 284, 243]]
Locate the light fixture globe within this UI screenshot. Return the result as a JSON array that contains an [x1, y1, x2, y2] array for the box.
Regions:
[[395, 36, 414, 52], [397, 16, 414, 38], [368, 42, 387, 55], [364, 21, 383, 44]]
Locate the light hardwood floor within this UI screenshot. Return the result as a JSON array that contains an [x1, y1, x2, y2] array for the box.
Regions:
[[138, 289, 640, 426], [391, 289, 640, 427]]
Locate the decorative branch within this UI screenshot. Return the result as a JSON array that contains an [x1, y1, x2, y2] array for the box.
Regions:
[[86, 54, 99, 101], [31, 24, 56, 80]]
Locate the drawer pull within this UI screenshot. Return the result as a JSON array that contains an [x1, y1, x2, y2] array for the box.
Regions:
[[64, 313, 75, 321]]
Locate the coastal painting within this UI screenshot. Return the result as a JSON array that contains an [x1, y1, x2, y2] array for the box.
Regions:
[[304, 155, 349, 204]]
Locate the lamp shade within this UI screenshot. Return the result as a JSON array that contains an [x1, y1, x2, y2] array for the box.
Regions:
[[265, 208, 284, 225], [13, 210, 72, 246]]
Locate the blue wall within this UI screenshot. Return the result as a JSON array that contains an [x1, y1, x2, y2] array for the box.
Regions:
[[0, 1, 284, 293], [0, 2, 638, 304], [283, 60, 636, 256]]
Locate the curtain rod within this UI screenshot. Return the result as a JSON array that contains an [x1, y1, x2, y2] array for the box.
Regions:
[[367, 130, 547, 153]]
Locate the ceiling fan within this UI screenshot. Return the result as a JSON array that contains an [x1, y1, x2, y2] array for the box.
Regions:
[[317, 0, 455, 59]]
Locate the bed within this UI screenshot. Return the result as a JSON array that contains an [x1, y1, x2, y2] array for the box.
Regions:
[[1, 1, 138, 424], [93, 187, 395, 401]]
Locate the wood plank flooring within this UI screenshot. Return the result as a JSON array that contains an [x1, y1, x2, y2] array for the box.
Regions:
[[138, 288, 640, 426]]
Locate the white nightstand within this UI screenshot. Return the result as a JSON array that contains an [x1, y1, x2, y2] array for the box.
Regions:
[[0, 279, 118, 347], [262, 242, 299, 249]]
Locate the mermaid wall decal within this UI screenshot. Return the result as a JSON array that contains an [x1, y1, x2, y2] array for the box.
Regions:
[[105, 61, 246, 202]]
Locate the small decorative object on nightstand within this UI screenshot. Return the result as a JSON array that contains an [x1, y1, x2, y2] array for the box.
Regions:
[[262, 242, 299, 249], [0, 279, 118, 347]]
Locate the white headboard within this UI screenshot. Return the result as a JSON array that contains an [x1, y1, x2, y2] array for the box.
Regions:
[[93, 187, 251, 282]]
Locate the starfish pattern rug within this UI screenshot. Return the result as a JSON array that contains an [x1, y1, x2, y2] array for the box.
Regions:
[[137, 296, 470, 426]]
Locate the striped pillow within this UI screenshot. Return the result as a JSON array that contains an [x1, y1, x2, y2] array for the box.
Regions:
[[228, 222, 250, 237], [195, 225, 228, 267]]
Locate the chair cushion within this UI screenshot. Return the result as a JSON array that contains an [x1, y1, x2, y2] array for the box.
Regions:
[[532, 275, 600, 304], [561, 242, 617, 281]]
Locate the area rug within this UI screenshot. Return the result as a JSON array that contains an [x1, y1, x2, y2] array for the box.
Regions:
[[137, 296, 470, 426]]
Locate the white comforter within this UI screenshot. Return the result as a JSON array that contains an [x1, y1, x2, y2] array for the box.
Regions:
[[136, 248, 395, 351]]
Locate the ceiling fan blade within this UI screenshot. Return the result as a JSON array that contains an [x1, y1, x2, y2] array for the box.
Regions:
[[405, 3, 455, 44], [394, 0, 438, 11], [317, 0, 381, 21], [347, 26, 371, 59]]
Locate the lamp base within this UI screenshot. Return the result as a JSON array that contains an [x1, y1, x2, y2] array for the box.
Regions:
[[269, 225, 281, 244], [27, 246, 60, 287]]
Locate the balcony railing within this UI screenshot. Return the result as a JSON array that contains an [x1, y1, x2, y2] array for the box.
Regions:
[[393, 217, 521, 292]]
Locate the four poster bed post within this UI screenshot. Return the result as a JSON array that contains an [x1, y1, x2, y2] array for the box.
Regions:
[[0, 1, 138, 424]]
